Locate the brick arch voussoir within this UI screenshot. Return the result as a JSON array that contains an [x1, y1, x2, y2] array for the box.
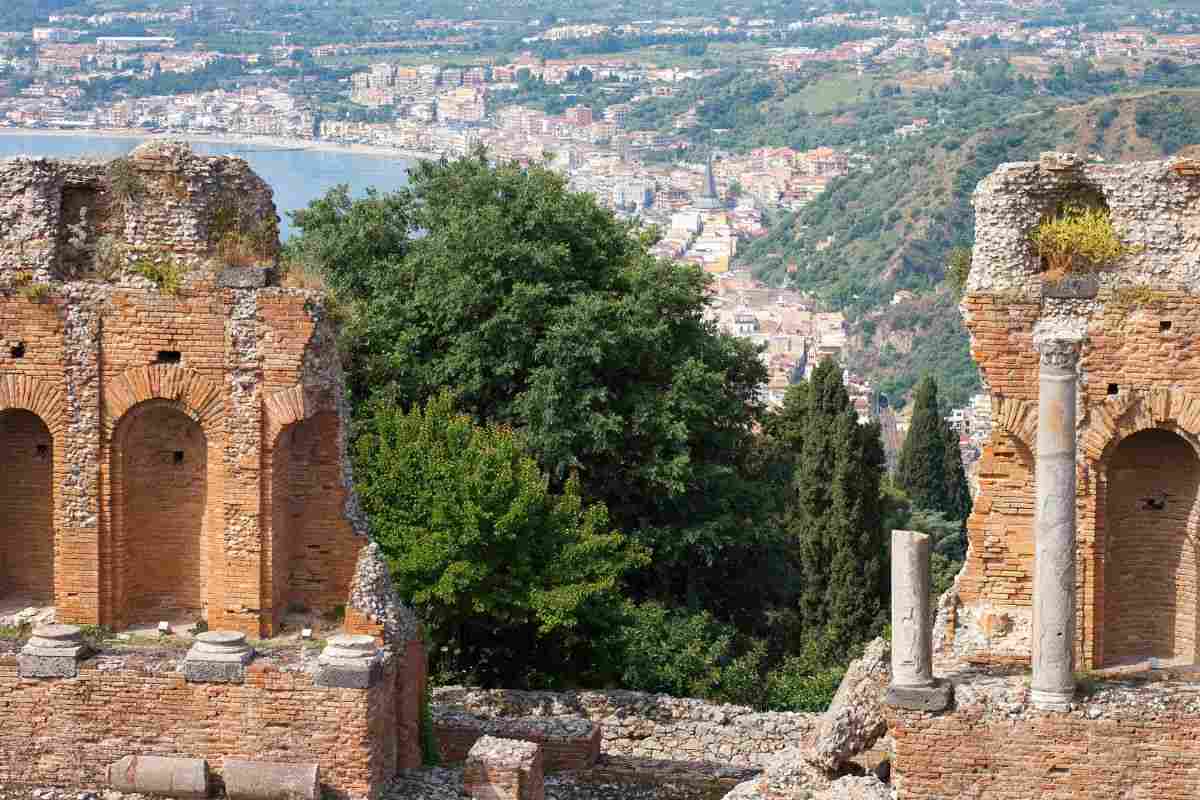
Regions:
[[1085, 388, 1200, 466], [103, 365, 224, 440], [992, 395, 1038, 454], [0, 373, 66, 434], [264, 384, 336, 448]]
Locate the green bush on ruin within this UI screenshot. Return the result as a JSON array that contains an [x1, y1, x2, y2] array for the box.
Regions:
[[131, 255, 183, 294], [1030, 203, 1131, 276]]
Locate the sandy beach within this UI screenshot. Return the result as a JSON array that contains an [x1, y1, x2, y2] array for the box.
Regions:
[[0, 126, 438, 162]]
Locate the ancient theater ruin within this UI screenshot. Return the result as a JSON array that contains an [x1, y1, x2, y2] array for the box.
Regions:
[[882, 154, 1200, 800], [0, 141, 393, 637], [0, 143, 427, 799]]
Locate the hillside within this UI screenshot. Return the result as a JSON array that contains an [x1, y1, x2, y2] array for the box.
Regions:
[[739, 88, 1200, 408]]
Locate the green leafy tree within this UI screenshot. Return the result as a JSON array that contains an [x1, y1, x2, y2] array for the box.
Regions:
[[777, 358, 888, 662], [289, 152, 777, 615], [353, 391, 649, 687]]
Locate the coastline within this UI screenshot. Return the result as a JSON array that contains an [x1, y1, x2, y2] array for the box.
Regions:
[[0, 127, 438, 163]]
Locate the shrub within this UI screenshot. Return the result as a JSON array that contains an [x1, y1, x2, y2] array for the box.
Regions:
[[764, 652, 845, 712], [944, 246, 972, 297], [615, 601, 737, 699], [1030, 203, 1130, 276], [131, 256, 183, 294], [20, 282, 51, 302]]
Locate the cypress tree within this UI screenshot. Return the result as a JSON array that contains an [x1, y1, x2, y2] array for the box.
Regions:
[[942, 422, 972, 523], [898, 375, 973, 523], [785, 358, 888, 662], [897, 376, 948, 512]]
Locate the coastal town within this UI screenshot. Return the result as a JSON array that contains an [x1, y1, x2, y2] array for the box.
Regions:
[[0, 0, 1194, 452]]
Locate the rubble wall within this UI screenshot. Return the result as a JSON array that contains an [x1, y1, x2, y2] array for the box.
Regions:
[[431, 687, 820, 767], [951, 154, 1200, 669]]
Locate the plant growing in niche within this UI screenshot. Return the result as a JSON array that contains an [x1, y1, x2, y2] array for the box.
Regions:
[[1030, 203, 1131, 278], [106, 158, 144, 218]]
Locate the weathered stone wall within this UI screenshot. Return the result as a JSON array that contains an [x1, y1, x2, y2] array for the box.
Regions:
[[0, 142, 279, 282], [434, 710, 602, 770], [0, 649, 399, 799], [891, 668, 1200, 799], [431, 688, 819, 767], [950, 154, 1200, 669]]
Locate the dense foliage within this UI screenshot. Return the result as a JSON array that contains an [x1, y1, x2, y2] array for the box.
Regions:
[[354, 392, 649, 685], [288, 156, 914, 707], [771, 359, 889, 664]]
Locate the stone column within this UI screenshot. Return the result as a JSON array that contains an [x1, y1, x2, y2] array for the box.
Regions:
[[886, 531, 950, 711], [1031, 335, 1081, 711]]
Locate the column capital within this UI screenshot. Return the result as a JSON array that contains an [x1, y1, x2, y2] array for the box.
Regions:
[[1034, 335, 1082, 370]]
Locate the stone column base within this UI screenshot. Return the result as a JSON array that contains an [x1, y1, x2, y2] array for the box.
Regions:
[[886, 681, 952, 712], [1030, 687, 1074, 711]]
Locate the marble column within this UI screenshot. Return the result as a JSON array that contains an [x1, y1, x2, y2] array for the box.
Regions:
[[886, 530, 951, 711], [1030, 335, 1081, 711]]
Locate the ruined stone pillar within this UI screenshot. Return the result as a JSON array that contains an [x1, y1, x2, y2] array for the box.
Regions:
[[1031, 335, 1081, 711], [886, 530, 950, 711], [892, 530, 933, 687]]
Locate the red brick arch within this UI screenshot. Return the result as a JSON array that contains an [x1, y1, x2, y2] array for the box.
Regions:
[[0, 373, 65, 434], [991, 395, 1038, 455], [262, 383, 350, 635], [1076, 387, 1200, 668], [264, 383, 336, 448], [103, 365, 224, 439], [0, 373, 63, 608]]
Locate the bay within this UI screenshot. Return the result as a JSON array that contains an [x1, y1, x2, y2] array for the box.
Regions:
[[0, 133, 414, 239]]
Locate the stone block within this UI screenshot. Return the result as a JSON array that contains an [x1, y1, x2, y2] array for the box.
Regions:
[[885, 682, 952, 712], [464, 736, 544, 800], [316, 634, 382, 688], [223, 759, 319, 800], [183, 631, 254, 683], [18, 624, 88, 679], [217, 265, 274, 289], [1042, 275, 1098, 299], [106, 754, 209, 798]]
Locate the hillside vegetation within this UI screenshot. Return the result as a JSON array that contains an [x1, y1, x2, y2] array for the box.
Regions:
[[741, 86, 1200, 408]]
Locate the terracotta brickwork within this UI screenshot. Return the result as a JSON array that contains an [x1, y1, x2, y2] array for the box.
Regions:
[[0, 653, 399, 799], [891, 694, 1200, 799], [946, 155, 1200, 669], [0, 144, 394, 638], [0, 409, 54, 602]]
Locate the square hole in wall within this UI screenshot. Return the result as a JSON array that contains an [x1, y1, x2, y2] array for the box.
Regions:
[[1108, 383, 1120, 396], [1161, 320, 1173, 332], [173, 450, 185, 465], [1142, 496, 1166, 511], [10, 342, 25, 359], [35, 444, 48, 460], [156, 350, 182, 365]]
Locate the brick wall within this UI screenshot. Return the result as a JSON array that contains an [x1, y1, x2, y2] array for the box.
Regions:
[[892, 698, 1200, 798], [0, 275, 363, 637], [0, 653, 399, 799], [953, 290, 1200, 668], [1104, 428, 1200, 663], [277, 411, 360, 615], [0, 409, 54, 602], [118, 400, 210, 621]]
